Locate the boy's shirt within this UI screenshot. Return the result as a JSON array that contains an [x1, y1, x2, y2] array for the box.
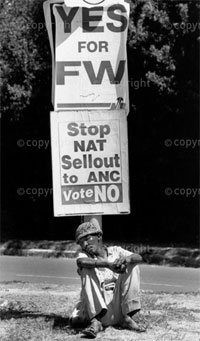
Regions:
[[77, 245, 133, 285]]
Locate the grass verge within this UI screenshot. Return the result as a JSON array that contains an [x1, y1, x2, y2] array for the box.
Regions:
[[0, 281, 199, 341]]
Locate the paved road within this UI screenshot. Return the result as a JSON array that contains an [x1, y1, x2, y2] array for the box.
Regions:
[[0, 256, 199, 293]]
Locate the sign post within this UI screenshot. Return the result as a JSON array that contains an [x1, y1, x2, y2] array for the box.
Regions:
[[44, 0, 130, 228]]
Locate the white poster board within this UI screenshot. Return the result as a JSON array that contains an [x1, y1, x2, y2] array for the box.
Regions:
[[44, 0, 130, 113], [50, 110, 130, 216]]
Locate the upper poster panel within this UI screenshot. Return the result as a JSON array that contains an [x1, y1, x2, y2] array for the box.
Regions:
[[44, 0, 130, 113]]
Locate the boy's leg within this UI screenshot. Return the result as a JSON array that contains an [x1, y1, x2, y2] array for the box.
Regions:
[[111, 265, 146, 331], [119, 264, 141, 315], [77, 268, 107, 321]]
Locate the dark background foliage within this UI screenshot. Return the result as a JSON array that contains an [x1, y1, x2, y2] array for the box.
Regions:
[[0, 0, 199, 245]]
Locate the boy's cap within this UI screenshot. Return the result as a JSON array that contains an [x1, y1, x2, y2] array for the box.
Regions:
[[75, 222, 103, 243]]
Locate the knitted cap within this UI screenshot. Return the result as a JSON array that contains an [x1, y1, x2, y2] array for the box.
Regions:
[[75, 222, 103, 244]]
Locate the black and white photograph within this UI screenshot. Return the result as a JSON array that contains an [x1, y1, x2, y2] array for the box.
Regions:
[[0, 0, 199, 340]]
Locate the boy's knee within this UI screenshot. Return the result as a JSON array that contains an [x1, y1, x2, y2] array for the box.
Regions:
[[128, 264, 140, 274]]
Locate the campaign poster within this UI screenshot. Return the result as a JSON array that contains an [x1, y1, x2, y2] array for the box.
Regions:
[[44, 0, 130, 113], [50, 110, 130, 216]]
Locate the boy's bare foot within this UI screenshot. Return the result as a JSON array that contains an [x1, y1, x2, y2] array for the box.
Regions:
[[82, 318, 103, 338], [121, 315, 146, 332]]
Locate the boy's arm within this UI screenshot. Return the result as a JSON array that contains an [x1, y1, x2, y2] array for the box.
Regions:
[[77, 257, 133, 273], [77, 257, 110, 269]]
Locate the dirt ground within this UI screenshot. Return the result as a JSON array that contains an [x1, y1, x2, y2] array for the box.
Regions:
[[0, 281, 199, 341]]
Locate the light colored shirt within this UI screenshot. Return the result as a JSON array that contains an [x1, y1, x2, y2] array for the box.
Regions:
[[77, 245, 133, 285]]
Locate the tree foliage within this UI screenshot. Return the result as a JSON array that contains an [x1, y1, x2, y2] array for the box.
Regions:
[[0, 0, 51, 120], [127, 0, 199, 105]]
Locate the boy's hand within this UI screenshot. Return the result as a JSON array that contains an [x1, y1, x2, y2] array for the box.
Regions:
[[109, 257, 127, 273]]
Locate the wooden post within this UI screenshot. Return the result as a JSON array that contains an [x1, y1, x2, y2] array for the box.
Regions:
[[83, 215, 102, 229]]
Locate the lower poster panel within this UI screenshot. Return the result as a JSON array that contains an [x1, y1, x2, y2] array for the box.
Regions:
[[50, 110, 130, 216]]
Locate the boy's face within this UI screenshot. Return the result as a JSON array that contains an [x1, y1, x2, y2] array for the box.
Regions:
[[79, 233, 100, 256]]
